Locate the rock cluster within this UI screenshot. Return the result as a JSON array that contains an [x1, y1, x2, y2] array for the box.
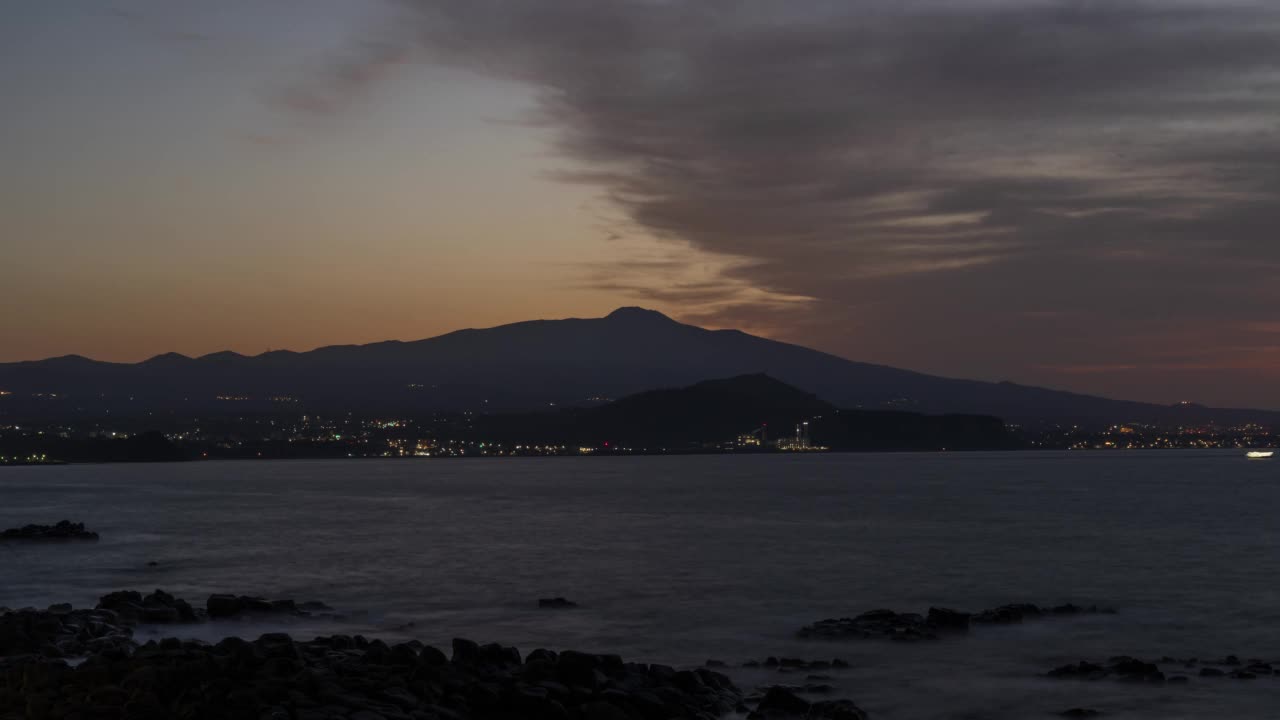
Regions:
[[0, 632, 746, 720], [798, 603, 1115, 642], [97, 591, 199, 625], [741, 657, 851, 672], [1047, 654, 1280, 684], [1, 589, 335, 664], [0, 521, 99, 542], [748, 686, 867, 720], [206, 594, 333, 620], [95, 589, 334, 625], [0, 592, 875, 720], [1047, 657, 1170, 684], [0, 605, 132, 658]]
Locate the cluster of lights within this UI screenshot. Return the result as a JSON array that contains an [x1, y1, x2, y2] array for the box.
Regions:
[[0, 453, 53, 465]]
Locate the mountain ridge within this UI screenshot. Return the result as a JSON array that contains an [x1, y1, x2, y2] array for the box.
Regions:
[[0, 308, 1275, 426]]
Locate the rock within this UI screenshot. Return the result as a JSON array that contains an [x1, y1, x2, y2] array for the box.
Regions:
[[207, 594, 244, 618], [798, 609, 936, 642], [1047, 657, 1163, 684], [1059, 709, 1103, 718], [1109, 657, 1164, 683], [0, 603, 139, 658], [800, 602, 1110, 641], [751, 686, 811, 718], [0, 520, 99, 541], [971, 603, 1042, 624], [206, 593, 318, 619], [1048, 661, 1107, 680], [98, 589, 199, 624], [926, 607, 970, 632], [538, 597, 579, 609], [452, 638, 481, 665], [1200, 667, 1225, 677]]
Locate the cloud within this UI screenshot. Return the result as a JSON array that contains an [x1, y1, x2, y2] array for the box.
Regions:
[[276, 34, 415, 116], [297, 0, 1280, 405]]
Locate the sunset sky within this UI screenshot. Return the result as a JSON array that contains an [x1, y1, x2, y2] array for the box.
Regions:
[[5, 1, 1280, 409]]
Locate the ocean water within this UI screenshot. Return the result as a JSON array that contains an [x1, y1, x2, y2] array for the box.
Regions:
[[3, 451, 1280, 718]]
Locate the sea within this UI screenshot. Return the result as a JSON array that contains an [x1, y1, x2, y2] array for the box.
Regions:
[[3, 451, 1280, 719]]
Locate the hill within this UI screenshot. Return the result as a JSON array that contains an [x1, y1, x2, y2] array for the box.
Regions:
[[0, 307, 1275, 427], [467, 374, 1014, 451]]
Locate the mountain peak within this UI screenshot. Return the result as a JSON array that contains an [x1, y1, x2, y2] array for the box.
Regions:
[[197, 350, 248, 362], [141, 352, 192, 365], [604, 307, 675, 323]]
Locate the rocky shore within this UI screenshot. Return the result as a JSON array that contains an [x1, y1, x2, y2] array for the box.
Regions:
[[0, 521, 99, 542], [6, 589, 1273, 720], [0, 590, 868, 720]]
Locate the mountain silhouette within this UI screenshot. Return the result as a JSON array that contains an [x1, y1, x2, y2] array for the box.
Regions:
[[0, 307, 1274, 426], [463, 373, 1013, 451]]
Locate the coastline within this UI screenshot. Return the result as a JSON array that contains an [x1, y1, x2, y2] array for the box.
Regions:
[[0, 591, 865, 720]]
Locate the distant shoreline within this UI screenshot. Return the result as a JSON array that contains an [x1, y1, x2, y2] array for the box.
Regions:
[[1, 445, 1265, 467]]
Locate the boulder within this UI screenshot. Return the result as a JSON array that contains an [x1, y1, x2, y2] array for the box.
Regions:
[[0, 520, 99, 541], [750, 686, 811, 718]]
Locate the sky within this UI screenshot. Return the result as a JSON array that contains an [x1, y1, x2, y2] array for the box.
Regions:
[[4, 1, 1280, 409]]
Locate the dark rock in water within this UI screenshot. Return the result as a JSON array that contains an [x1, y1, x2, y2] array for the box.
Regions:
[[926, 607, 971, 631], [205, 593, 325, 620], [97, 590, 199, 624], [1200, 667, 1225, 677], [1048, 661, 1108, 680], [751, 686, 812, 717], [742, 657, 851, 672], [1109, 657, 1164, 683], [1059, 709, 1103, 718], [800, 602, 1113, 641], [0, 605, 133, 658], [798, 609, 937, 642], [971, 603, 1042, 624], [0, 520, 99, 541], [748, 686, 868, 720], [538, 597, 579, 609], [1047, 657, 1164, 684], [205, 593, 243, 618]]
